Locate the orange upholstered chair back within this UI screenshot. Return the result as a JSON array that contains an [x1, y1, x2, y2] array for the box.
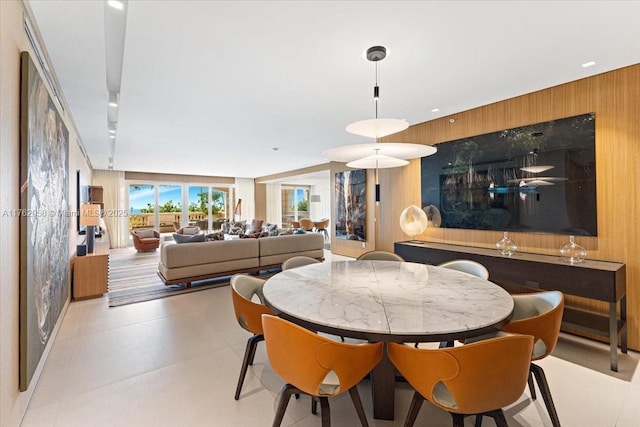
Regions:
[[501, 290, 564, 360], [230, 275, 273, 335], [261, 315, 383, 397], [388, 334, 533, 415], [298, 218, 315, 231]]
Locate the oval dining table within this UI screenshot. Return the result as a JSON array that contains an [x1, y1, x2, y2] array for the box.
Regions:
[[262, 259, 514, 420]]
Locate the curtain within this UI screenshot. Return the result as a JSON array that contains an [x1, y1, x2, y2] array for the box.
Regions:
[[266, 183, 282, 226], [92, 170, 128, 248], [234, 177, 255, 222]]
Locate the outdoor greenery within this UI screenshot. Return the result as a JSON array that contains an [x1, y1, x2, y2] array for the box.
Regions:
[[189, 191, 225, 215], [139, 200, 181, 213], [294, 199, 308, 212]]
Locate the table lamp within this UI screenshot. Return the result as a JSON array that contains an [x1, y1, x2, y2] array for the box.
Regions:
[[80, 203, 101, 253], [399, 205, 428, 243]]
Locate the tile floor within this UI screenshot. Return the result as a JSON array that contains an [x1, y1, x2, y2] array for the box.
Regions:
[[21, 250, 640, 426]]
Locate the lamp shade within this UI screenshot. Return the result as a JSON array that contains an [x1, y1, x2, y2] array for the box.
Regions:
[[346, 118, 409, 138], [310, 195, 321, 203], [347, 153, 409, 169], [399, 205, 428, 238], [80, 204, 100, 226]]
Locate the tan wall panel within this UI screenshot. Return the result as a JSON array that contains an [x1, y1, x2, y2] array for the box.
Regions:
[[378, 64, 640, 350], [254, 183, 267, 222]]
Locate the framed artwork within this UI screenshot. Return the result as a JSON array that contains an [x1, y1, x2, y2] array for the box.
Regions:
[[19, 52, 70, 390], [334, 169, 366, 241]]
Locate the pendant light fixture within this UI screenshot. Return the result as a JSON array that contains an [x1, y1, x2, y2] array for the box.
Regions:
[[323, 45, 437, 203], [346, 46, 409, 139]]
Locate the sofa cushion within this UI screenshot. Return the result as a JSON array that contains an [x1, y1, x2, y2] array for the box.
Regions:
[[258, 233, 324, 267], [182, 226, 200, 235], [161, 238, 259, 269], [173, 233, 205, 244], [135, 229, 156, 238]]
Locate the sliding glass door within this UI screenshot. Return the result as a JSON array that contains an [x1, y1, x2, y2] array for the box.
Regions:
[[281, 186, 309, 227]]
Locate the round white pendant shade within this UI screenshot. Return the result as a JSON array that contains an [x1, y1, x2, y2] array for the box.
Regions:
[[346, 118, 409, 138], [399, 205, 429, 237], [347, 154, 409, 169], [323, 142, 437, 163]]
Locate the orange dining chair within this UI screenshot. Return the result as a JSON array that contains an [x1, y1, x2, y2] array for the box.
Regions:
[[299, 218, 315, 232], [500, 290, 564, 427], [357, 251, 405, 262], [388, 333, 534, 427], [261, 315, 383, 427], [230, 274, 274, 400], [282, 256, 321, 270], [290, 220, 300, 228], [314, 218, 330, 239]]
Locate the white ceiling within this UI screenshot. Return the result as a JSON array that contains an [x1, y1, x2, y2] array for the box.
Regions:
[[26, 1, 640, 180]]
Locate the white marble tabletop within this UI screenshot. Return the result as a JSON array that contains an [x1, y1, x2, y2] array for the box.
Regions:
[[263, 260, 514, 342]]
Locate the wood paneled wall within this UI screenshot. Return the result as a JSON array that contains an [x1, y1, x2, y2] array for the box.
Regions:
[[372, 64, 640, 350]]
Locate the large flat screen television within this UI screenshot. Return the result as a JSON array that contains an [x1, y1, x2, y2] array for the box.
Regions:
[[421, 113, 596, 236]]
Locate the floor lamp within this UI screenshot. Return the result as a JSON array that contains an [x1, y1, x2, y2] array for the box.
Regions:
[[80, 204, 101, 253]]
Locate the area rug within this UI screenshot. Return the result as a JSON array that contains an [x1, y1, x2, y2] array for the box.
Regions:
[[108, 247, 276, 307]]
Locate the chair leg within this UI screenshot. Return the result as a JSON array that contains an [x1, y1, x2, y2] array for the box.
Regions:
[[487, 409, 508, 427], [348, 386, 369, 427], [531, 363, 561, 427], [474, 414, 483, 427], [404, 391, 425, 427], [439, 341, 454, 348], [312, 396, 318, 415], [451, 413, 465, 427], [527, 370, 537, 400], [319, 396, 331, 427], [234, 334, 264, 400], [247, 334, 264, 366], [272, 384, 298, 427]]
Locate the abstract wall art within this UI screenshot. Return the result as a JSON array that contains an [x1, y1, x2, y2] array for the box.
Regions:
[[335, 169, 366, 241], [19, 52, 70, 390]]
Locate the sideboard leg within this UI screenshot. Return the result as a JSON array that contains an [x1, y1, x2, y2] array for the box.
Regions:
[[609, 302, 618, 372]]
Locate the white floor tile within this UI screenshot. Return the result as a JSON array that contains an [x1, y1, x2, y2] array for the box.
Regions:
[[21, 256, 640, 427]]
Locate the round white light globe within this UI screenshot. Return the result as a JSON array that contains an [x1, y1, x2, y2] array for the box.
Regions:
[[399, 205, 428, 237]]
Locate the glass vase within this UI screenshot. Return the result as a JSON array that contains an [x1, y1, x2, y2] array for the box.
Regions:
[[496, 231, 517, 256], [559, 235, 587, 264]]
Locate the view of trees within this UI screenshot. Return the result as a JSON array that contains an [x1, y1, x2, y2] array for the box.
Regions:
[[189, 191, 225, 216], [139, 200, 181, 213]]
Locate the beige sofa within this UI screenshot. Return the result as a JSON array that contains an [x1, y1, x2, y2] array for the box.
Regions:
[[157, 233, 324, 286]]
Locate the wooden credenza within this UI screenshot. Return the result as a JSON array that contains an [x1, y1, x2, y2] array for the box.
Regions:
[[394, 241, 627, 371], [73, 241, 109, 300]]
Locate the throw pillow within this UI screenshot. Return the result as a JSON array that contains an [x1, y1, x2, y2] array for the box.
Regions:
[[206, 232, 223, 241], [173, 233, 205, 244], [182, 226, 199, 235], [136, 229, 155, 238], [278, 229, 293, 236], [250, 219, 264, 233], [293, 228, 306, 235]]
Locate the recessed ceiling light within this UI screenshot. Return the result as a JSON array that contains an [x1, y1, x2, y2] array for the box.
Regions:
[[109, 135, 115, 139], [109, 101, 118, 107], [431, 108, 440, 112], [582, 61, 596, 68], [109, 129, 116, 134], [108, 1, 124, 10]]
